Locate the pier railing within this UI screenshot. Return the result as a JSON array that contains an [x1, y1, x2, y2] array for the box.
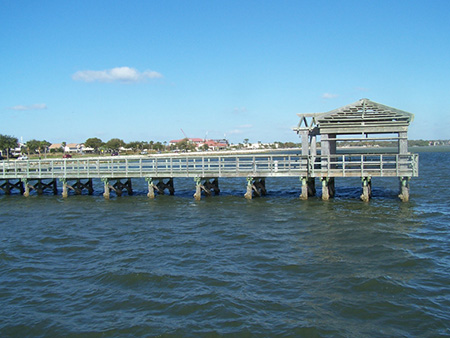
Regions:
[[0, 153, 418, 180]]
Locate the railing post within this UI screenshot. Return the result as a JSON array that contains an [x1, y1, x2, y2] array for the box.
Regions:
[[342, 155, 346, 177], [202, 157, 205, 177], [380, 155, 383, 176], [360, 155, 364, 177], [396, 155, 399, 176]]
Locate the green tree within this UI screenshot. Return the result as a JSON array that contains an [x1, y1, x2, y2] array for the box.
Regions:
[[0, 134, 18, 159], [25, 139, 51, 157], [177, 138, 196, 151], [127, 141, 145, 152], [61, 141, 67, 154], [85, 137, 104, 153], [105, 138, 125, 152]]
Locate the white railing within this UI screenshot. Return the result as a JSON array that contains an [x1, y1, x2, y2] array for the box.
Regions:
[[0, 153, 418, 179]]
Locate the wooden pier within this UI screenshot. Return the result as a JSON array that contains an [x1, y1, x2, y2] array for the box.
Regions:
[[0, 99, 419, 201], [0, 151, 418, 200]]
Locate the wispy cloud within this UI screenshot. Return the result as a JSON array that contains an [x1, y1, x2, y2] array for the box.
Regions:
[[238, 124, 252, 129], [9, 103, 47, 111], [227, 124, 253, 135], [72, 66, 163, 83], [355, 87, 369, 92], [322, 93, 338, 99], [232, 107, 247, 114]]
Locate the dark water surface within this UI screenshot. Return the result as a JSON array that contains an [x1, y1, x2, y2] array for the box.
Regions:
[[1, 150, 449, 337]]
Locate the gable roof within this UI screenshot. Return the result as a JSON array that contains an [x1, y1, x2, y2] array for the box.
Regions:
[[296, 98, 414, 135]]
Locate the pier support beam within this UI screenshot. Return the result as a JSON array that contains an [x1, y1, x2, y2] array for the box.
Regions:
[[113, 179, 133, 196], [145, 178, 174, 198], [0, 179, 24, 195], [244, 177, 266, 200], [398, 176, 410, 202], [360, 176, 372, 202], [60, 178, 94, 197], [22, 179, 57, 196], [300, 177, 316, 200], [194, 177, 220, 200], [321, 177, 335, 200]]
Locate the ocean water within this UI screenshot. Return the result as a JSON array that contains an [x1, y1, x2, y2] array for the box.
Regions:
[[0, 150, 449, 337]]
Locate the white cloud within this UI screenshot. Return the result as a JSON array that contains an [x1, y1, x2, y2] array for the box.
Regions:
[[227, 129, 243, 135], [72, 66, 163, 83], [10, 103, 47, 111], [322, 93, 338, 99], [238, 124, 253, 129]]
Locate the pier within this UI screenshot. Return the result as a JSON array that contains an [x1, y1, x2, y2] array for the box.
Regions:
[[0, 151, 418, 200], [0, 99, 419, 201]]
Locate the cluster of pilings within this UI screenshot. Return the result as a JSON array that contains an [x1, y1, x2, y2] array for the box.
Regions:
[[299, 176, 410, 202], [0, 176, 411, 201]]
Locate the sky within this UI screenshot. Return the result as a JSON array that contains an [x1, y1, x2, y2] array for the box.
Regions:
[[1, 0, 449, 145]]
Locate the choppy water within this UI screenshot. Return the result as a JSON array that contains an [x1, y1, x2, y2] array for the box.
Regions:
[[1, 150, 449, 337]]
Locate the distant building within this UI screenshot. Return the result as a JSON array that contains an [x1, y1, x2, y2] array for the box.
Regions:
[[169, 138, 229, 151], [169, 138, 204, 146]]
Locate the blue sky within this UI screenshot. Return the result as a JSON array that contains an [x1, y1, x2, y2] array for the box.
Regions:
[[1, 0, 449, 144]]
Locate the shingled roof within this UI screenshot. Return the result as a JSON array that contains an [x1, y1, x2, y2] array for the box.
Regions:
[[296, 98, 414, 135]]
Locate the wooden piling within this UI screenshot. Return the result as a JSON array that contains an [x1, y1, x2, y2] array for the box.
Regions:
[[321, 177, 335, 200], [102, 178, 110, 199], [194, 178, 220, 200], [398, 176, 410, 202], [360, 177, 372, 202], [145, 177, 156, 198], [61, 179, 68, 198], [245, 177, 266, 199], [300, 177, 315, 200]]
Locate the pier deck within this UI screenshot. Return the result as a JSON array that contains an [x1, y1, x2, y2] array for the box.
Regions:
[[1, 152, 418, 180], [0, 151, 418, 201]]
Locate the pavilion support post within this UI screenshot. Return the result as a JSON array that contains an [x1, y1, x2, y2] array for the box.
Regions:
[[300, 177, 315, 200], [301, 131, 309, 156], [398, 176, 410, 202], [360, 176, 372, 202], [321, 177, 335, 200], [398, 132, 408, 154]]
